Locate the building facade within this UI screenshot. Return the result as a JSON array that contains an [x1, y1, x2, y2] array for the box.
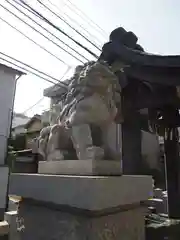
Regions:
[[0, 63, 25, 219]]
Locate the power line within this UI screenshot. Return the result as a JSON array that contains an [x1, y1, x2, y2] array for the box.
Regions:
[[19, 0, 98, 59], [22, 67, 71, 114], [0, 55, 69, 114], [0, 51, 69, 87], [64, 0, 108, 38], [10, 0, 89, 62], [37, 0, 101, 51], [12, 0, 40, 18], [22, 97, 45, 114], [0, 55, 60, 86], [8, 1, 90, 64], [1, 3, 84, 64], [12, 0, 103, 49], [0, 7, 70, 67], [22, 92, 65, 114], [46, 0, 103, 48], [0, 53, 70, 89]]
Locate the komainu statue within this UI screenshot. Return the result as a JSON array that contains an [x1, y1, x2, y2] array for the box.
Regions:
[[37, 61, 122, 161]]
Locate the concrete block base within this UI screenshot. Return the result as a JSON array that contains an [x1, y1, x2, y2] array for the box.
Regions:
[[38, 160, 122, 176], [18, 202, 146, 240], [0, 166, 9, 220], [9, 174, 153, 239]]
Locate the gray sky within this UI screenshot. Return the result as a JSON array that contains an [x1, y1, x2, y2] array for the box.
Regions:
[[0, 0, 180, 116]]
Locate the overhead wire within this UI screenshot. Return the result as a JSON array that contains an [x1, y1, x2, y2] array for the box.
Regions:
[[12, 0, 41, 18], [19, 0, 99, 59], [2, 2, 85, 64], [0, 52, 69, 88], [22, 88, 68, 114], [10, 0, 90, 62], [11, 0, 102, 54], [63, 0, 108, 38], [0, 55, 60, 86], [37, 0, 101, 51], [0, 52, 72, 114], [0, 17, 70, 69], [11, 0, 104, 48], [0, 9, 71, 68], [22, 91, 67, 114], [46, 0, 103, 48], [0, 1, 103, 114], [22, 97, 45, 114], [22, 67, 71, 114], [0, 54, 71, 114]]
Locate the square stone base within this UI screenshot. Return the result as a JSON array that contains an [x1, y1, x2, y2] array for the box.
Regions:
[[18, 201, 146, 240], [9, 174, 153, 210], [0, 166, 9, 220], [9, 174, 152, 239], [38, 160, 122, 176]]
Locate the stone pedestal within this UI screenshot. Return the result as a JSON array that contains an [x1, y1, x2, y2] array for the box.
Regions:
[[9, 173, 152, 240], [0, 167, 9, 220], [38, 160, 122, 175]]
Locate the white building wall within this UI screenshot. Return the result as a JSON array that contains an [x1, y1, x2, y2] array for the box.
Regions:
[[0, 68, 17, 164]]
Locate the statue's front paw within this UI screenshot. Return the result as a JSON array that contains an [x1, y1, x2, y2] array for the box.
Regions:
[[47, 150, 64, 161], [86, 146, 104, 160]]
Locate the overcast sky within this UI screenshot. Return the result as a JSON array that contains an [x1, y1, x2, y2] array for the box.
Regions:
[[0, 0, 180, 116]]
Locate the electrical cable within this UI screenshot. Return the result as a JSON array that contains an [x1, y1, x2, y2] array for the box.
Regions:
[[22, 92, 66, 114], [1, 3, 85, 64], [0, 55, 71, 114], [22, 97, 45, 114], [0, 11, 71, 67], [9, 0, 89, 62], [0, 54, 69, 88], [22, 91, 66, 114], [19, 0, 98, 59], [64, 0, 108, 38], [11, 0, 103, 50], [46, 0, 103, 48], [37, 0, 101, 51], [22, 66, 71, 114], [0, 51, 69, 88]]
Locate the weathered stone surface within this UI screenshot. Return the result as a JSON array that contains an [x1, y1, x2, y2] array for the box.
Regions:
[[36, 61, 121, 162], [9, 174, 153, 211], [38, 160, 122, 176], [18, 201, 146, 240], [9, 174, 152, 239], [0, 167, 9, 220]]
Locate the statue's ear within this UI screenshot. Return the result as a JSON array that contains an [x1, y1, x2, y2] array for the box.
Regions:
[[135, 44, 144, 52], [122, 31, 138, 48], [109, 27, 127, 42]]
